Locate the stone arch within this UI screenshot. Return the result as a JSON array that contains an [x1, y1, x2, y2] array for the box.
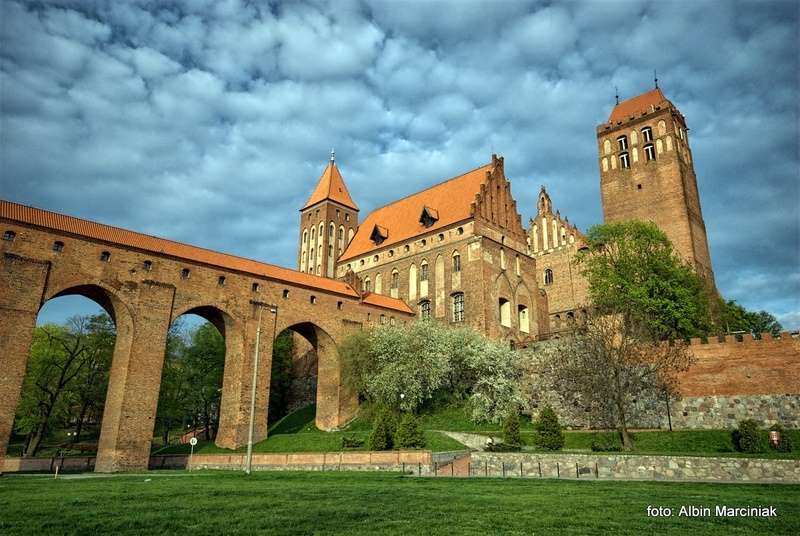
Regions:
[[169, 303, 245, 450], [493, 271, 514, 330]]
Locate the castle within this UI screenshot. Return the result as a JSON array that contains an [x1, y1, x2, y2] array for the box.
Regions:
[[297, 87, 715, 343]]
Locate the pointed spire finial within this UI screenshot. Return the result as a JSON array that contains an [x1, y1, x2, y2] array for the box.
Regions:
[[654, 69, 659, 89], [614, 86, 619, 105], [330, 148, 335, 162]]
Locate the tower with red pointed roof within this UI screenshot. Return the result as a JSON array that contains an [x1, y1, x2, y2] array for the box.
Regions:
[[597, 86, 715, 284], [298, 151, 359, 278]]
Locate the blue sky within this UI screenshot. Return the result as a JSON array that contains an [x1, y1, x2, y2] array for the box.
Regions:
[[1, 0, 798, 329]]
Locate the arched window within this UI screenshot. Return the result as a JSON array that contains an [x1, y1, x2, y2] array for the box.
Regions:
[[620, 152, 630, 169], [391, 269, 399, 289], [375, 273, 382, 294], [409, 264, 417, 301], [567, 311, 575, 324], [420, 299, 431, 319], [644, 143, 656, 161], [632, 148, 639, 163], [544, 268, 554, 285], [311, 227, 316, 241], [617, 135, 628, 151], [303, 229, 308, 244], [364, 277, 372, 293], [602, 157, 608, 172], [500, 248, 506, 269], [642, 126, 653, 143], [2, 230, 15, 241], [657, 120, 667, 136], [52, 240, 64, 252], [499, 298, 511, 327], [656, 139, 663, 154], [100, 251, 111, 262], [420, 261, 429, 281], [518, 305, 530, 333], [630, 130, 638, 145], [515, 254, 520, 276], [348, 228, 354, 243], [329, 222, 335, 238], [452, 251, 461, 272], [452, 293, 465, 322], [603, 139, 611, 155]]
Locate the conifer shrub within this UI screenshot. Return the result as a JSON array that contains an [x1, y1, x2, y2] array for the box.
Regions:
[[532, 406, 565, 450], [367, 408, 396, 451], [395, 413, 426, 449], [733, 419, 767, 453], [501, 411, 522, 451]]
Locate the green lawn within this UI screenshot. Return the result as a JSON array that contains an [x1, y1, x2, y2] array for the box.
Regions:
[[155, 405, 466, 455], [514, 429, 800, 459], [1, 471, 798, 535]]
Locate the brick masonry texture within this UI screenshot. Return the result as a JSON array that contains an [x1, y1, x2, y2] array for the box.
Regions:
[[0, 218, 413, 473]]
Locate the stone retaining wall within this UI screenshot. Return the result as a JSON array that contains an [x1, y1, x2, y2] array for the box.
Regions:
[[2, 451, 433, 474], [470, 452, 800, 482]]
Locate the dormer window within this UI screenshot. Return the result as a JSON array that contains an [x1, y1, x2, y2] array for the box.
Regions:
[[369, 225, 388, 246], [419, 206, 439, 228]]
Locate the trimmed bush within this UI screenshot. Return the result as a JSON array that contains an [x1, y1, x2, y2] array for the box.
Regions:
[[341, 436, 364, 449], [733, 419, 767, 453], [532, 406, 565, 451], [367, 409, 396, 451], [590, 439, 621, 452], [769, 424, 793, 453], [395, 414, 426, 449], [501, 412, 522, 450]]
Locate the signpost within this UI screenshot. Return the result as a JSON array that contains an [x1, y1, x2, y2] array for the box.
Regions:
[[189, 436, 197, 469]]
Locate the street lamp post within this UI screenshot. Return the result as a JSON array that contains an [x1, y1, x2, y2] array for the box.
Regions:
[[245, 303, 278, 475]]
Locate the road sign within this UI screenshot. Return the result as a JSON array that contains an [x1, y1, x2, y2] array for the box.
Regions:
[[189, 437, 198, 446]]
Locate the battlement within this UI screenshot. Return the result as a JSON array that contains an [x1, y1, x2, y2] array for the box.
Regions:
[[688, 331, 797, 347]]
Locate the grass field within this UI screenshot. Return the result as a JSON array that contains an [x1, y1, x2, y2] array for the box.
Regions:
[[1, 471, 798, 535], [155, 405, 467, 455]]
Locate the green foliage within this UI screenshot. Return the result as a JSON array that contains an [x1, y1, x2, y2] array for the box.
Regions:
[[769, 424, 794, 453], [733, 419, 767, 453], [717, 299, 783, 337], [268, 330, 295, 425], [590, 439, 622, 452], [14, 314, 115, 456], [501, 412, 522, 450], [367, 408, 396, 451], [338, 320, 521, 422], [532, 406, 564, 451], [394, 413, 426, 449], [577, 221, 712, 339], [341, 436, 364, 449]]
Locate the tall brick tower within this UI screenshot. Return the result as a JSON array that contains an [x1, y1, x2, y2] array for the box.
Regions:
[[298, 151, 359, 278], [597, 87, 715, 284]]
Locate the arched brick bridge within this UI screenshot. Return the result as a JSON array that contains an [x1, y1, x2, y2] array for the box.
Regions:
[[0, 200, 413, 472]]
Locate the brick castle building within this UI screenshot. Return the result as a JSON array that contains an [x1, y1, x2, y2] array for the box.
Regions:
[[299, 87, 715, 342]]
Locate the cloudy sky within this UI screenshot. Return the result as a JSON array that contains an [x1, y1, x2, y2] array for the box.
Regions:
[[2, 0, 798, 329]]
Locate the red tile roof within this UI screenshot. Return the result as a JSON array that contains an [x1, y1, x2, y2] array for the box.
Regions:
[[608, 88, 668, 123], [362, 292, 414, 314], [339, 162, 494, 261], [302, 161, 358, 211], [0, 199, 413, 313]]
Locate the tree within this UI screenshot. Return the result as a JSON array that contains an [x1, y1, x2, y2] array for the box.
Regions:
[[532, 406, 564, 451], [182, 323, 226, 440], [533, 314, 692, 450], [577, 221, 712, 339], [501, 412, 522, 450], [155, 319, 189, 447], [339, 321, 522, 422], [367, 408, 396, 451], [717, 299, 782, 337], [15, 315, 114, 456], [395, 413, 425, 449]]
